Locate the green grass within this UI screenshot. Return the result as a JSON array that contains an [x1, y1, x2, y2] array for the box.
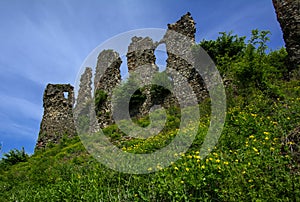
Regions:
[[1, 78, 300, 201]]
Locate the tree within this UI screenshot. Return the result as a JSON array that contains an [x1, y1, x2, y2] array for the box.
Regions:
[[200, 31, 246, 63], [199, 31, 246, 77], [234, 30, 271, 90], [1, 147, 28, 166]]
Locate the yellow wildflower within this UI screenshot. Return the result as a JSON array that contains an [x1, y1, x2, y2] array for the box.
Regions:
[[215, 159, 220, 163], [263, 132, 270, 135], [185, 167, 190, 172], [157, 165, 162, 170], [224, 161, 229, 165], [249, 135, 255, 139]]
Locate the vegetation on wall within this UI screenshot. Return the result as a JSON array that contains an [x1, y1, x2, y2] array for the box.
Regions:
[[94, 89, 108, 116]]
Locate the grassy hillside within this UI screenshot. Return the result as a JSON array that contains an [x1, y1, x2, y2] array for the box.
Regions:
[[1, 30, 300, 201]]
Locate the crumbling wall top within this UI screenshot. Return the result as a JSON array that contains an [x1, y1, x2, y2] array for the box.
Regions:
[[167, 12, 196, 40], [43, 84, 74, 108]]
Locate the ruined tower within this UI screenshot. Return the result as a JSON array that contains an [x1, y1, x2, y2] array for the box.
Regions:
[[163, 12, 207, 105], [73, 67, 93, 134], [126, 36, 159, 117], [35, 84, 77, 150], [94, 50, 122, 128], [272, 0, 300, 71], [127, 36, 158, 72]]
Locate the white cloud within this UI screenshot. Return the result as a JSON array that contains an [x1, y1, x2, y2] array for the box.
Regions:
[[0, 94, 42, 122]]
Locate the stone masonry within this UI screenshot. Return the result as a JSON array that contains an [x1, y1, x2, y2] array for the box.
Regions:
[[94, 50, 122, 128], [127, 36, 158, 72], [272, 0, 300, 71], [163, 12, 208, 106], [35, 84, 77, 150], [74, 67, 92, 118], [73, 67, 93, 134], [127, 36, 159, 117]]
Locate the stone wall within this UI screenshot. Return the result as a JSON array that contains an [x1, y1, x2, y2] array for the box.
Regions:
[[35, 84, 77, 150], [272, 0, 300, 70], [127, 36, 159, 117], [163, 12, 208, 106], [74, 67, 92, 117], [127, 36, 158, 71], [94, 50, 122, 128], [73, 67, 93, 134]]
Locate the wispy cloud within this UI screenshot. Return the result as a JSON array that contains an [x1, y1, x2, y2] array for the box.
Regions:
[[0, 94, 42, 122]]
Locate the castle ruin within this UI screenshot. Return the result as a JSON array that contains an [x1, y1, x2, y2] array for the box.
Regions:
[[35, 84, 77, 150], [90, 12, 208, 131], [36, 13, 209, 149]]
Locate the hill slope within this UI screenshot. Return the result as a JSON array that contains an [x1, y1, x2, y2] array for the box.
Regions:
[[1, 31, 300, 201]]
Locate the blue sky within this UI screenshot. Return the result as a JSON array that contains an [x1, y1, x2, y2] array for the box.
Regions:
[[0, 0, 284, 155]]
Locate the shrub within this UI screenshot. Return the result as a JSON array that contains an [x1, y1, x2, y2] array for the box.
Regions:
[[1, 147, 28, 166]]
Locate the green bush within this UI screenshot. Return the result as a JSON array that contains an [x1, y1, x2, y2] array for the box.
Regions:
[[0, 147, 28, 167]]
